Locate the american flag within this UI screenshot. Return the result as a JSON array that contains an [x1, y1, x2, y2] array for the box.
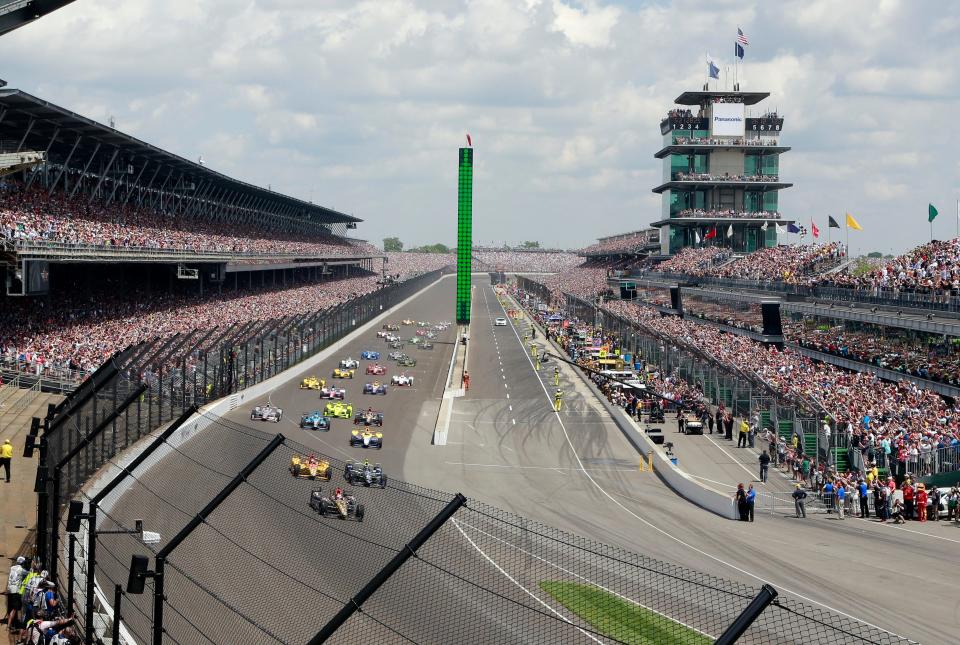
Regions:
[[737, 28, 749, 46]]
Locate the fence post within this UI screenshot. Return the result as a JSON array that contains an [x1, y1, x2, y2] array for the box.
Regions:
[[715, 584, 779, 645], [67, 534, 76, 615], [112, 584, 124, 645], [148, 433, 285, 645], [307, 492, 467, 645]]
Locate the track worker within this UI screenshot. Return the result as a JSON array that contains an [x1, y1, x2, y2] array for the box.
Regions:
[[462, 370, 470, 392], [1, 438, 12, 483], [554, 367, 560, 386], [792, 484, 807, 518], [554, 389, 563, 411]]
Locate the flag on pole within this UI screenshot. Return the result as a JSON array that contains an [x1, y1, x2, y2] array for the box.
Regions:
[[707, 54, 720, 79], [761, 220, 768, 231], [726, 224, 734, 238], [846, 213, 863, 231], [828, 215, 841, 229], [735, 43, 744, 59], [928, 203, 938, 222], [466, 133, 472, 147], [787, 223, 801, 234], [695, 230, 701, 244], [737, 28, 749, 45], [775, 223, 783, 235], [811, 220, 820, 239], [704, 226, 717, 240]]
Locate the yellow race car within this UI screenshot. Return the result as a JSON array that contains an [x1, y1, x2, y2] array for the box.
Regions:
[[332, 367, 355, 379], [289, 455, 332, 481], [300, 376, 325, 390], [325, 401, 355, 419], [402, 319, 415, 325]]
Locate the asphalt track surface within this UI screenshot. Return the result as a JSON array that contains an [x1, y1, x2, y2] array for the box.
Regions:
[[98, 276, 958, 644]]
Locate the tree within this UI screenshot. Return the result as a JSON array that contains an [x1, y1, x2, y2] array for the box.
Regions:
[[521, 241, 540, 249], [383, 237, 403, 252], [867, 251, 883, 258], [409, 243, 451, 254]]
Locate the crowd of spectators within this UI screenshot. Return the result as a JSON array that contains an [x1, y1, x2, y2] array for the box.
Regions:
[[652, 247, 731, 275], [786, 321, 960, 386], [672, 137, 780, 147], [381, 252, 455, 279], [712, 243, 843, 282], [674, 209, 781, 220], [5, 556, 78, 643], [824, 237, 960, 295], [673, 172, 780, 182], [471, 250, 581, 273], [578, 231, 658, 255], [0, 275, 381, 378], [0, 179, 377, 258]]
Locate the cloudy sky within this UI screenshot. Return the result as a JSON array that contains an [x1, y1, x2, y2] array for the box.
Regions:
[[1, 0, 957, 253]]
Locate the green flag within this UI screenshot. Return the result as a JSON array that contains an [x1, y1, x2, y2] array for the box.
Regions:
[[929, 203, 938, 222]]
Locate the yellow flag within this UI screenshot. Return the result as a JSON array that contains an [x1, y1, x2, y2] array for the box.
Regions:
[[845, 212, 863, 231]]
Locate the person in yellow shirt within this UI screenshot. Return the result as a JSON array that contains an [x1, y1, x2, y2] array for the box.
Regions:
[[738, 420, 749, 448], [1, 438, 13, 483]]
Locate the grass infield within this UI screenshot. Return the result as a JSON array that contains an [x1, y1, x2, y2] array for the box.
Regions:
[[539, 581, 713, 645]]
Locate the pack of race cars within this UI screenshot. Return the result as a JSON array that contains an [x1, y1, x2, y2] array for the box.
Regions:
[[251, 319, 450, 521]]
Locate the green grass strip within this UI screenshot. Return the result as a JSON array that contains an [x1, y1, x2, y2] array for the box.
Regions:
[[539, 581, 712, 645]]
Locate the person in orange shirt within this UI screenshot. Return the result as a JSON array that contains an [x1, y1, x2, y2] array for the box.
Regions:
[[462, 370, 470, 391], [916, 484, 928, 522]]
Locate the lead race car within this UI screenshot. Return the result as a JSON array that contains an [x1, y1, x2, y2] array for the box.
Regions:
[[382, 323, 399, 331], [310, 488, 365, 521], [350, 427, 384, 449], [299, 410, 331, 430], [365, 363, 387, 375], [360, 350, 381, 360], [250, 404, 282, 422], [320, 385, 346, 400], [344, 460, 387, 488], [363, 381, 388, 395], [339, 358, 360, 369], [391, 373, 414, 387], [290, 454, 332, 481], [353, 408, 384, 426], [325, 401, 354, 419], [332, 367, 355, 379]]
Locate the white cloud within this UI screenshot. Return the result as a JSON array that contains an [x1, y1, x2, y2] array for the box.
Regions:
[[550, 0, 620, 48]]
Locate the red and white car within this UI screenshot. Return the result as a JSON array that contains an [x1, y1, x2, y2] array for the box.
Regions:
[[366, 364, 387, 376], [320, 386, 346, 400], [391, 373, 414, 387]]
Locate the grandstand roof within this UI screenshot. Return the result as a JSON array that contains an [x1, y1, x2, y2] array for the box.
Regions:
[[674, 91, 770, 106], [0, 89, 360, 226], [0, 0, 76, 36]]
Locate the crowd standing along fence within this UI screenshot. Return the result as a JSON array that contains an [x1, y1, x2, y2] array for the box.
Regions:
[[34, 269, 447, 577], [55, 411, 913, 645]]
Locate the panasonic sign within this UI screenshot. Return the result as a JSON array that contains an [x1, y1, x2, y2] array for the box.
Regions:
[[711, 103, 745, 137]]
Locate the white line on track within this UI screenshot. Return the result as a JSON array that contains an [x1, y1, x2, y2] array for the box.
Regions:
[[703, 433, 763, 483], [494, 291, 912, 641], [450, 519, 603, 643], [512, 418, 516, 425]]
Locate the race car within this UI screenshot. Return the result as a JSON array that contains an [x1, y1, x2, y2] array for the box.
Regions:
[[300, 376, 325, 390], [388, 340, 403, 349], [344, 460, 387, 488], [250, 404, 282, 422], [339, 358, 360, 369], [683, 420, 704, 435], [332, 367, 355, 379], [360, 350, 380, 360], [350, 427, 383, 449], [382, 323, 399, 331], [320, 386, 346, 400], [376, 330, 390, 339], [417, 321, 430, 328], [366, 363, 387, 375], [425, 331, 437, 339], [415, 329, 428, 337], [290, 454, 331, 481], [310, 488, 364, 521], [324, 401, 354, 419], [299, 410, 331, 430], [398, 356, 417, 367], [495, 317, 508, 326], [388, 351, 405, 361], [385, 334, 400, 343], [402, 319, 415, 325], [353, 409, 384, 426], [391, 373, 414, 387], [363, 381, 388, 395], [420, 342, 434, 350]]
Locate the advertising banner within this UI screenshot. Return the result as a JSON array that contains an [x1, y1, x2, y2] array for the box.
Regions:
[[711, 103, 745, 137]]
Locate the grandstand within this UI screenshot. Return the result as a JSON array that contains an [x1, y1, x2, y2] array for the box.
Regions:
[[653, 89, 793, 256]]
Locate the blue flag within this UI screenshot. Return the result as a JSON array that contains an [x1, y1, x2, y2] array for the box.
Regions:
[[787, 223, 801, 234], [735, 42, 744, 59], [707, 54, 720, 79]]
